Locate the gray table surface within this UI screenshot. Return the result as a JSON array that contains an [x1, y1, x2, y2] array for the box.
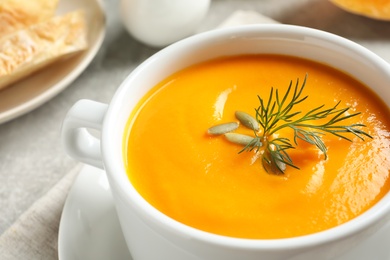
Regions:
[[1, 0, 390, 234]]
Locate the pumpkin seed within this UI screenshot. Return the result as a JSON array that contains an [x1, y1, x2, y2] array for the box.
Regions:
[[235, 111, 259, 131], [273, 153, 287, 172], [276, 161, 287, 172], [224, 133, 255, 146], [266, 151, 286, 173], [207, 122, 239, 135]]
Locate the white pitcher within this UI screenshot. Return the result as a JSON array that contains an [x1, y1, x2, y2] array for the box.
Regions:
[[120, 0, 210, 47]]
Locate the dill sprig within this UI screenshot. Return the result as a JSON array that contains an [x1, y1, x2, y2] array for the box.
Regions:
[[240, 74, 372, 174]]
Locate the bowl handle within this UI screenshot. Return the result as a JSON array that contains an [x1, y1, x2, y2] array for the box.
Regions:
[[61, 99, 108, 169]]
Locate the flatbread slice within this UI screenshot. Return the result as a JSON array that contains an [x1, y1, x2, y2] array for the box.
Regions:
[[0, 10, 88, 90], [330, 0, 390, 21], [0, 0, 59, 36]]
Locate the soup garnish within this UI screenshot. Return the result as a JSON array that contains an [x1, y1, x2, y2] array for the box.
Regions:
[[208, 74, 372, 174]]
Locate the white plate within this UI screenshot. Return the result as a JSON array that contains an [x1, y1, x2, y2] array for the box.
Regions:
[[58, 165, 390, 260], [58, 165, 133, 260], [0, 0, 106, 124]]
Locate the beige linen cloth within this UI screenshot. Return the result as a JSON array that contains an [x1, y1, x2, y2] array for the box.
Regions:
[[0, 11, 278, 260]]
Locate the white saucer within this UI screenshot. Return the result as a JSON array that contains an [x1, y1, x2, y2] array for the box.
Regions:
[[0, 0, 106, 124], [58, 165, 390, 260], [58, 165, 132, 260]]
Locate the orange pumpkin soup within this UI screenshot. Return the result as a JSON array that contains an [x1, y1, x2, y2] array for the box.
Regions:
[[123, 55, 390, 239]]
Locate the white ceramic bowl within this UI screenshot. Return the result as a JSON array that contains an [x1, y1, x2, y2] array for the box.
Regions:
[[62, 24, 390, 260]]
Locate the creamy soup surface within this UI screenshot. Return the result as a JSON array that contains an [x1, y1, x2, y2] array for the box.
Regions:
[[124, 55, 390, 239]]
